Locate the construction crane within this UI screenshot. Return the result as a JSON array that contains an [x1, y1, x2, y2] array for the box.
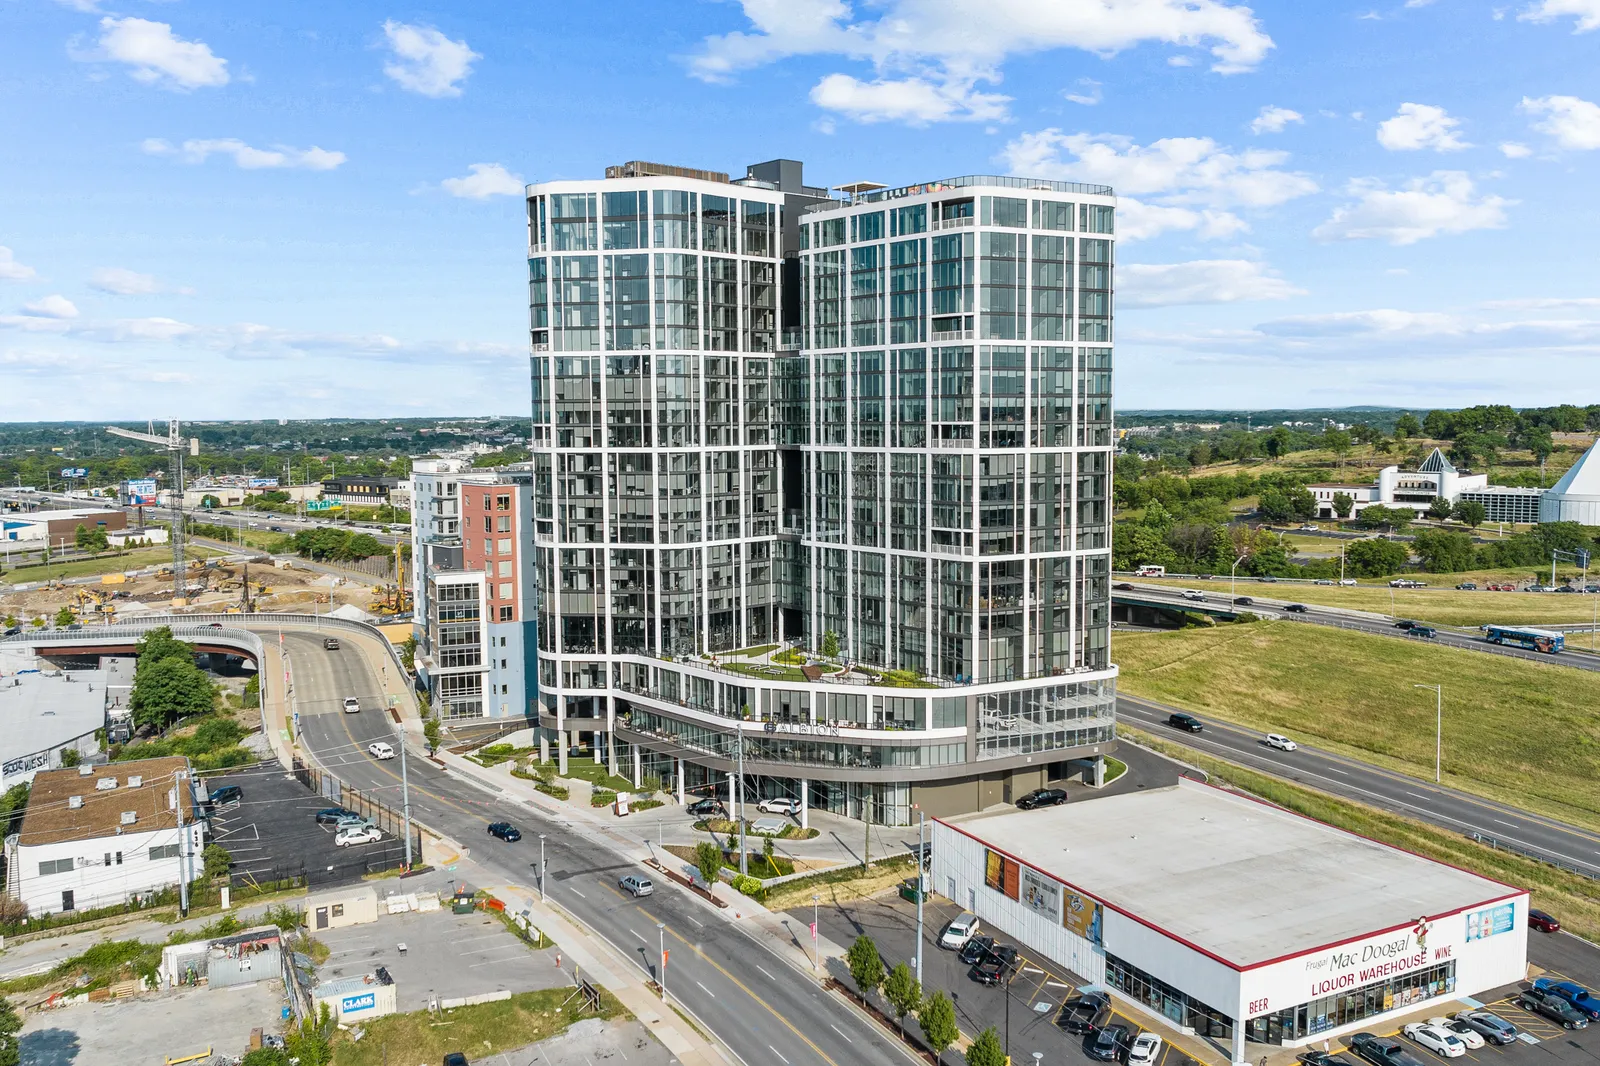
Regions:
[[105, 419, 199, 605]]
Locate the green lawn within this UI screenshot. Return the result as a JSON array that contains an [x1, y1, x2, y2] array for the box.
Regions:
[[1113, 620, 1600, 832], [2, 545, 224, 584], [331, 987, 626, 1066], [552, 759, 636, 793]]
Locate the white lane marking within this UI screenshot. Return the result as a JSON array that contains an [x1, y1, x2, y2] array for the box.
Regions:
[[686, 914, 704, 927], [1045, 980, 1072, 989], [757, 965, 775, 980], [829, 1024, 853, 1043], [568, 886, 586, 898], [1493, 819, 1519, 828], [696, 980, 715, 997], [769, 1046, 790, 1064], [1406, 792, 1432, 800], [1324, 766, 1349, 774], [630, 929, 647, 943]]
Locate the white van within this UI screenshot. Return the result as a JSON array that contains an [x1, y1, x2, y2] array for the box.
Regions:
[[939, 912, 981, 949], [1134, 566, 1166, 577]]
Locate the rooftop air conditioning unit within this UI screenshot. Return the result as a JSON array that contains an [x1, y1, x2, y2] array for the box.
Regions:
[[95, 777, 118, 791], [120, 811, 137, 825], [127, 775, 142, 788], [68, 795, 83, 809], [78, 765, 94, 776]]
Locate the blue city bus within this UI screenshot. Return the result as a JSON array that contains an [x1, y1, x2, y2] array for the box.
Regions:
[[1482, 625, 1565, 653]]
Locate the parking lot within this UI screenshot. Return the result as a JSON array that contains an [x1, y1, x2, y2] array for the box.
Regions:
[[807, 890, 1600, 1066], [204, 762, 411, 887]]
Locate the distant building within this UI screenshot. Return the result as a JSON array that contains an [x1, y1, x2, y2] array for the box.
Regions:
[[0, 507, 127, 549], [0, 659, 112, 791], [1308, 449, 1487, 519], [1455, 486, 1544, 525], [1539, 438, 1600, 525], [319, 476, 399, 507]]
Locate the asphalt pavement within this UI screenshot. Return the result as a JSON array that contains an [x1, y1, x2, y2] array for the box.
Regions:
[[283, 630, 914, 1066]]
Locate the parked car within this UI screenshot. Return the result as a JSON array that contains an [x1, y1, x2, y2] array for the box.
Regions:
[[1349, 1032, 1429, 1066], [1558, 586, 1580, 593], [1517, 986, 1590, 1028], [323, 637, 341, 650], [1265, 733, 1298, 751], [1424, 1018, 1483, 1049], [757, 797, 803, 815], [968, 944, 1018, 985], [1529, 908, 1561, 932], [487, 821, 522, 842], [687, 797, 726, 818], [959, 935, 996, 966], [1401, 1022, 1466, 1058], [1113, 582, 1135, 591], [208, 785, 242, 807], [1339, 578, 1358, 586], [335, 825, 382, 847], [1533, 978, 1600, 1020], [1167, 712, 1203, 733], [619, 874, 654, 897], [343, 696, 361, 714], [1058, 992, 1110, 1034], [1016, 787, 1068, 810], [367, 741, 396, 760], [1089, 1024, 1131, 1062], [1182, 589, 1205, 601], [1452, 1010, 1518, 1045], [1128, 1033, 1163, 1066], [1257, 575, 1277, 583], [1232, 596, 1254, 606], [939, 912, 981, 949], [1299, 1053, 1361, 1066], [335, 814, 375, 832], [315, 806, 360, 824]]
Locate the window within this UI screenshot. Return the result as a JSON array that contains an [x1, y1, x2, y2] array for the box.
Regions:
[[483, 516, 491, 532], [498, 538, 512, 554], [981, 196, 1028, 227], [332, 903, 345, 918], [149, 844, 180, 861], [498, 560, 513, 577], [39, 857, 74, 876], [496, 516, 511, 532], [1081, 204, 1114, 234], [853, 211, 885, 242], [499, 582, 513, 599], [498, 605, 514, 621], [1032, 200, 1073, 231], [496, 494, 511, 510], [891, 204, 927, 236]]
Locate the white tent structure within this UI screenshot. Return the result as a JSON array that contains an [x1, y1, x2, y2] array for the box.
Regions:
[[1540, 439, 1600, 525]]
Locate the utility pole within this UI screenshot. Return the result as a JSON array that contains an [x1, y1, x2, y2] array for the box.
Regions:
[[736, 716, 747, 877], [174, 770, 191, 916], [399, 721, 413, 867]]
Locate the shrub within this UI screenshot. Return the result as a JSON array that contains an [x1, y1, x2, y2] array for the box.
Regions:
[[731, 874, 766, 900]]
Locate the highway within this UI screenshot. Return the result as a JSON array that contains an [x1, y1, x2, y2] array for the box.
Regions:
[[284, 630, 910, 1066], [1116, 693, 1600, 879]]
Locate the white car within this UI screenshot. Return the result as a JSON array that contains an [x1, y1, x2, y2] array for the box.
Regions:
[[1427, 1018, 1485, 1050], [335, 825, 382, 847], [1402, 1022, 1467, 1058], [1182, 589, 1205, 601], [758, 797, 803, 815], [367, 741, 396, 760], [1128, 1033, 1162, 1066], [343, 697, 361, 714], [1265, 733, 1298, 752], [939, 912, 980, 949]]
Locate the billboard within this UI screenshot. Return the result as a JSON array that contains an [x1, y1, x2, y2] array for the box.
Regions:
[[61, 467, 87, 478], [984, 848, 1020, 900], [248, 477, 279, 488], [125, 478, 158, 506], [1466, 902, 1515, 942], [1063, 890, 1103, 943], [1019, 866, 1061, 921]]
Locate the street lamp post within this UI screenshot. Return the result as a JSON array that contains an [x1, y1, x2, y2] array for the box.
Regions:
[[914, 804, 926, 988], [658, 922, 667, 1001], [1229, 552, 1249, 600], [539, 835, 546, 901], [812, 893, 821, 971], [1414, 683, 1442, 782]]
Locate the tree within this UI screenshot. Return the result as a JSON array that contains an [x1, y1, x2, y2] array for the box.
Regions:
[[1332, 493, 1354, 519], [240, 1049, 290, 1066], [1187, 441, 1211, 467], [882, 962, 922, 1039], [1344, 538, 1410, 577], [1323, 429, 1352, 466], [203, 843, 232, 880], [820, 630, 840, 657], [694, 841, 722, 889], [1264, 426, 1292, 458], [1287, 486, 1318, 521], [965, 1026, 1006, 1066], [846, 934, 885, 1005], [1427, 496, 1454, 521], [1257, 490, 1294, 525], [0, 994, 20, 1066], [136, 626, 196, 667], [762, 833, 776, 874], [423, 712, 442, 755], [54, 605, 76, 628], [918, 990, 959, 1060], [284, 1003, 334, 1066], [58, 747, 80, 768], [1394, 413, 1422, 439], [129, 655, 215, 730], [1412, 530, 1477, 573], [1522, 425, 1554, 466], [1453, 500, 1487, 529], [200, 495, 222, 510]]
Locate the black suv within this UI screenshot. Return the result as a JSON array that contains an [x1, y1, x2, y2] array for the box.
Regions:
[[315, 806, 361, 825], [208, 785, 242, 807], [1349, 1033, 1428, 1066], [1017, 788, 1068, 810], [687, 797, 726, 817], [487, 822, 522, 842], [1089, 1024, 1131, 1061], [1059, 992, 1110, 1034], [1168, 713, 1203, 733]]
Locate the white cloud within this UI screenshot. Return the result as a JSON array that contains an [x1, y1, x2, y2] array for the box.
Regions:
[[1117, 201, 1250, 241], [142, 138, 346, 170], [1065, 79, 1102, 106], [1250, 105, 1303, 134], [809, 73, 1008, 124], [1119, 260, 1305, 307], [1520, 94, 1600, 149], [440, 163, 525, 199], [1313, 171, 1512, 245], [22, 295, 79, 319], [1499, 141, 1533, 157], [1518, 0, 1600, 31], [1167, 55, 1195, 66], [691, 0, 1274, 125], [381, 21, 479, 98], [92, 17, 229, 90], [1376, 103, 1470, 151], [1482, 296, 1600, 309], [88, 267, 193, 296], [0, 247, 37, 282]]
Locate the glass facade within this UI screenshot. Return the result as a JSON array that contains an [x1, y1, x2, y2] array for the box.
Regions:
[[1247, 961, 1457, 1043], [1107, 953, 1234, 1041]]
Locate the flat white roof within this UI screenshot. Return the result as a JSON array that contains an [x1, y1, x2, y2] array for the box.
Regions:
[[1, 667, 109, 761], [939, 780, 1519, 970]]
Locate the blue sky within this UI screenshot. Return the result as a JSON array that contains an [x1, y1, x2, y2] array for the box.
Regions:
[[2, 0, 1598, 418]]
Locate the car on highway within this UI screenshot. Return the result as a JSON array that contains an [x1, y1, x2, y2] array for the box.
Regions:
[[1257, 575, 1277, 582], [1182, 589, 1205, 601], [335, 825, 383, 847], [367, 741, 396, 760], [1128, 1032, 1163, 1066], [1058, 992, 1111, 1034], [315, 806, 361, 825], [757, 796, 803, 815], [487, 822, 522, 842], [619, 874, 654, 897], [1529, 908, 1561, 932], [1348, 1032, 1429, 1066], [323, 637, 341, 650], [1390, 578, 1427, 588], [686, 797, 726, 818], [1393, 620, 1418, 630], [1517, 985, 1589, 1028], [1407, 626, 1437, 639], [1232, 596, 1253, 606], [1455, 582, 1477, 590], [1167, 712, 1203, 733], [1401, 1022, 1466, 1058], [1533, 978, 1600, 1020], [959, 935, 996, 966], [343, 696, 361, 714], [1339, 578, 1358, 586], [1265, 733, 1297, 751], [940, 912, 981, 949], [1451, 1011, 1517, 1045], [968, 944, 1018, 985], [1113, 582, 1135, 591], [1089, 1023, 1131, 1061], [1314, 579, 1335, 586], [1284, 603, 1308, 613], [269, 525, 284, 532], [1016, 787, 1068, 810], [1424, 1019, 1483, 1049], [1526, 584, 1551, 592]]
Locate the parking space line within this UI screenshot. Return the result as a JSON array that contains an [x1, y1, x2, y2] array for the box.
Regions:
[[828, 1024, 852, 1043], [769, 1045, 790, 1064]]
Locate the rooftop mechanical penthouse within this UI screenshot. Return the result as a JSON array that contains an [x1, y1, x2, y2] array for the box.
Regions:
[[527, 159, 1118, 825]]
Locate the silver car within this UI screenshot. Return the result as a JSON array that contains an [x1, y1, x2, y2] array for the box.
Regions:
[[619, 875, 654, 897]]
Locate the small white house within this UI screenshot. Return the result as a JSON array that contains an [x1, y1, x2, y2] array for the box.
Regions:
[[2, 756, 204, 916]]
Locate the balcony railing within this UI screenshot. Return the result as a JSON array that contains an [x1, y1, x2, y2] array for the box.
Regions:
[[930, 216, 975, 231], [930, 329, 974, 342]]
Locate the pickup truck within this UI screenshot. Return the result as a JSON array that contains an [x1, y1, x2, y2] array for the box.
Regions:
[[1349, 1033, 1429, 1066]]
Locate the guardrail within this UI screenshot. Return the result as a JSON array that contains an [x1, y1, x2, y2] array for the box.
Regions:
[[1467, 832, 1599, 882]]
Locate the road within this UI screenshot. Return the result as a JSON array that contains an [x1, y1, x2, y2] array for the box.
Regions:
[[1117, 584, 1600, 674], [284, 630, 910, 1066], [1116, 694, 1600, 879]]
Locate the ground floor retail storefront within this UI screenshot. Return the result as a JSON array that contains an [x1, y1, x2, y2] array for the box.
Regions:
[[931, 781, 1528, 1063]]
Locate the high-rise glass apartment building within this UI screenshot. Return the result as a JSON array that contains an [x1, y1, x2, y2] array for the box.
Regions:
[[528, 160, 1118, 825]]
